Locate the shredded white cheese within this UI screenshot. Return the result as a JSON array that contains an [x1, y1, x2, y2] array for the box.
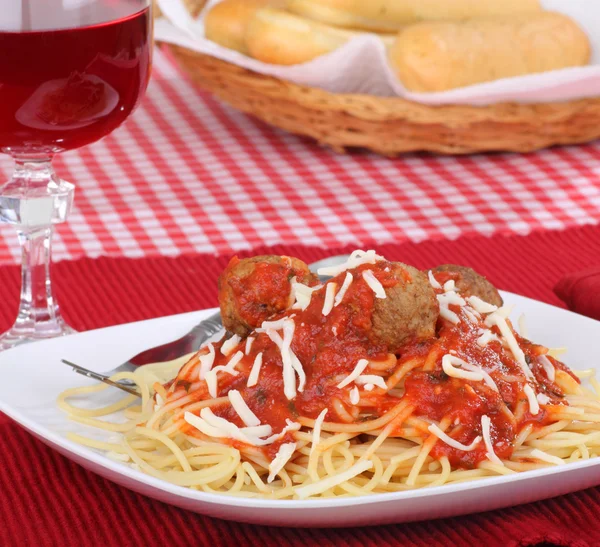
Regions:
[[530, 448, 565, 466], [355, 375, 387, 390], [537, 393, 551, 405], [349, 386, 360, 405], [185, 409, 263, 446], [364, 383, 375, 391], [334, 272, 353, 307], [362, 270, 386, 299], [437, 291, 466, 325], [247, 352, 263, 388], [226, 350, 245, 371], [317, 249, 385, 277], [539, 355, 556, 382], [495, 305, 514, 319], [291, 352, 307, 393], [265, 318, 305, 399], [310, 408, 328, 457], [337, 358, 369, 389], [518, 314, 528, 339], [428, 424, 481, 452], [241, 425, 273, 438], [428, 271, 442, 290], [280, 321, 297, 400], [203, 407, 278, 446], [204, 350, 244, 397], [523, 384, 540, 416], [273, 419, 301, 440], [267, 443, 297, 483], [198, 343, 216, 380], [322, 282, 337, 316], [221, 334, 241, 356], [471, 368, 499, 392], [476, 329, 499, 348], [296, 460, 374, 499], [291, 283, 322, 311], [245, 336, 254, 355], [463, 308, 480, 324], [266, 328, 283, 346], [438, 291, 466, 308], [261, 317, 292, 331], [481, 414, 504, 466], [442, 354, 485, 383], [228, 390, 261, 427], [485, 312, 533, 380], [246, 420, 301, 447], [439, 307, 460, 324], [467, 296, 498, 315], [443, 280, 455, 293], [265, 320, 297, 400], [447, 356, 499, 392]]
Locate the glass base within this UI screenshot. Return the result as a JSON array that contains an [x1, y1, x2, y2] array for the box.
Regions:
[[0, 315, 76, 351]]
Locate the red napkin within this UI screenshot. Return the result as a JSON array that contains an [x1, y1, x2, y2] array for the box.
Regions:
[[2, 224, 600, 546], [555, 267, 600, 321]]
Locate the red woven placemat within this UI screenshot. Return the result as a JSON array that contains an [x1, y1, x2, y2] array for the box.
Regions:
[[2, 225, 600, 546]]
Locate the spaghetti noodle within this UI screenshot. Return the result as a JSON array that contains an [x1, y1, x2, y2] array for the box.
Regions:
[[58, 251, 600, 499]]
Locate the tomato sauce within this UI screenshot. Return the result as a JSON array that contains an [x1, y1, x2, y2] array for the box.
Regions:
[[402, 290, 572, 467], [172, 259, 575, 469]]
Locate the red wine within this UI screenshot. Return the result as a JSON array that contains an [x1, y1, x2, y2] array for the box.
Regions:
[[0, 0, 151, 154]]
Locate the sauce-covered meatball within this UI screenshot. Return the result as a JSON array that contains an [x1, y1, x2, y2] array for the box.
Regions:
[[370, 262, 439, 351], [430, 264, 503, 307], [219, 255, 318, 337]]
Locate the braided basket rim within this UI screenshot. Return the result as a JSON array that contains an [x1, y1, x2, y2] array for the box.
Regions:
[[161, 0, 600, 155]]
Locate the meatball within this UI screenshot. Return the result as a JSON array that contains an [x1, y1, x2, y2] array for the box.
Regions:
[[219, 255, 318, 337], [370, 262, 439, 351], [430, 264, 503, 307]]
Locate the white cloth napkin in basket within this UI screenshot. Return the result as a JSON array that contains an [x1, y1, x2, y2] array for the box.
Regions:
[[155, 0, 600, 105]]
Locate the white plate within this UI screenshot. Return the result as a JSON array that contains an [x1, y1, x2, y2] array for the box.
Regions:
[[1, 292, 600, 528]]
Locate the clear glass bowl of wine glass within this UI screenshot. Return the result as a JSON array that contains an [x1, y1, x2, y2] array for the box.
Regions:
[[0, 0, 152, 349]]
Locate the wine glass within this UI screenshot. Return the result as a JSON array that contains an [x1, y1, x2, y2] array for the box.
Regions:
[[0, 0, 152, 349]]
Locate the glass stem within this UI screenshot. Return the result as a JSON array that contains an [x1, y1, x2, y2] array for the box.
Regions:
[[0, 156, 75, 347], [16, 226, 58, 326]]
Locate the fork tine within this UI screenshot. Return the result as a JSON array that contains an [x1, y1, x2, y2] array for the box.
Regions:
[[61, 360, 141, 398]]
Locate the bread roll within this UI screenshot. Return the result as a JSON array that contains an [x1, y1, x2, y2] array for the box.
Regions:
[[389, 12, 591, 92], [285, 0, 542, 32], [245, 7, 394, 65], [205, 0, 281, 54]]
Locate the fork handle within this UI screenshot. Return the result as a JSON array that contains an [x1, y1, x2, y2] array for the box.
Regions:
[[127, 311, 223, 367]]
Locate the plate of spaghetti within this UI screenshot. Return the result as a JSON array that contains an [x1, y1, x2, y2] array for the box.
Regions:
[[1, 250, 600, 527]]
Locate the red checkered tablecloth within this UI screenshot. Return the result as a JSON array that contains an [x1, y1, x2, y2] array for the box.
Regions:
[[1, 48, 600, 264]]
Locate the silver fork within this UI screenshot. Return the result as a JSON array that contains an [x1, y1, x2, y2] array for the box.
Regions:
[[62, 311, 223, 389], [62, 254, 349, 392]]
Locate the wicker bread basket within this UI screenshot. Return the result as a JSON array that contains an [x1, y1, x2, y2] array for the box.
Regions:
[[161, 0, 600, 155]]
